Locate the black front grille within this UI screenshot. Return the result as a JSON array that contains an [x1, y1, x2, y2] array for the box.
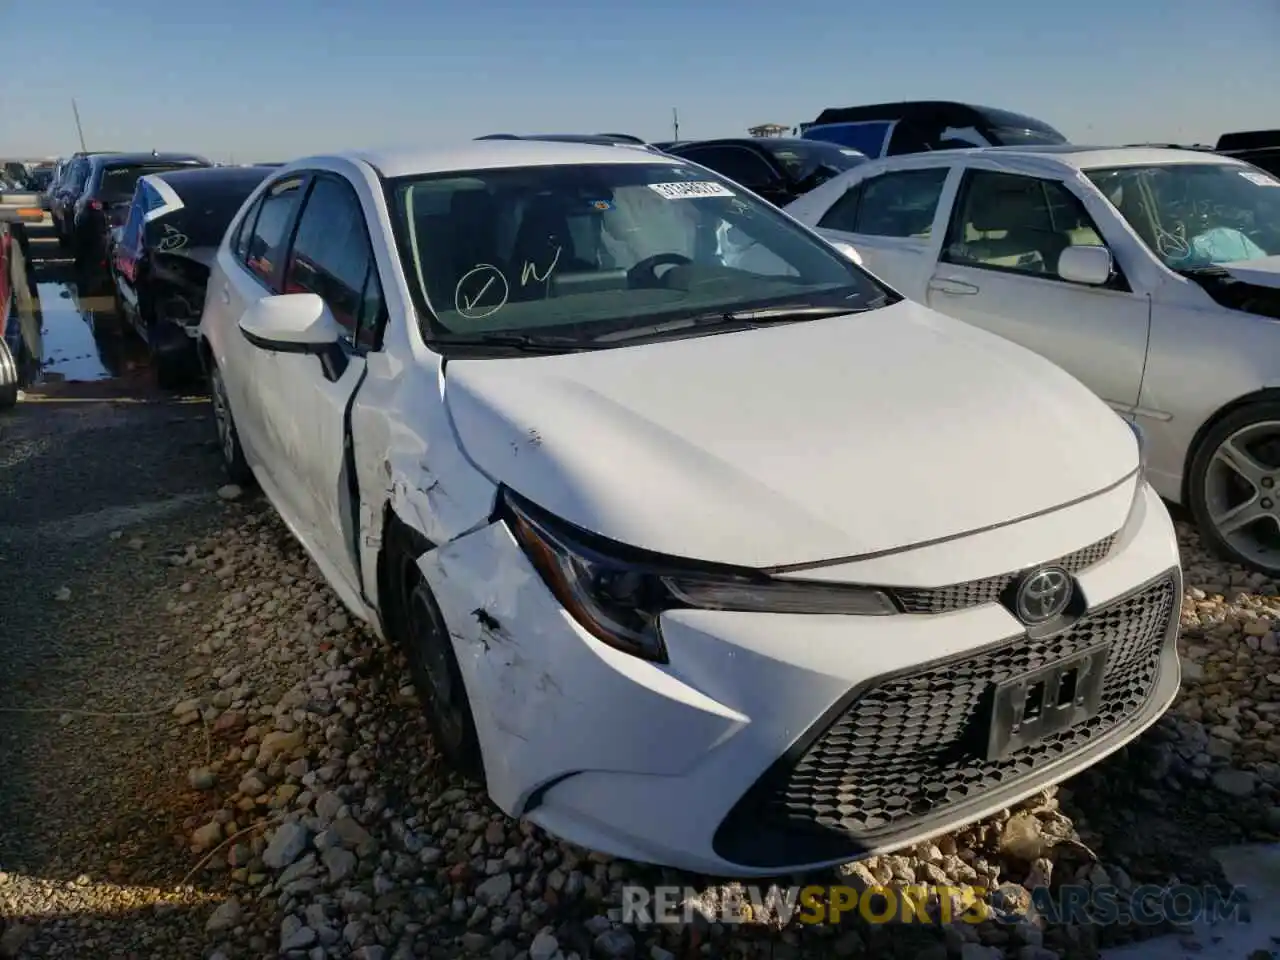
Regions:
[[714, 572, 1177, 868], [891, 533, 1117, 614]]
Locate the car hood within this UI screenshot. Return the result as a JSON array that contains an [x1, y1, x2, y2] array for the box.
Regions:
[[1219, 255, 1280, 290], [443, 299, 1138, 568]]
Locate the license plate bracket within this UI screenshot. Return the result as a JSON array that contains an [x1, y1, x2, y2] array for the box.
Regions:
[[986, 643, 1110, 762]]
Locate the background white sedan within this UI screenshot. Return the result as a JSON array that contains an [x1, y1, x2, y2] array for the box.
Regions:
[[785, 146, 1280, 577]]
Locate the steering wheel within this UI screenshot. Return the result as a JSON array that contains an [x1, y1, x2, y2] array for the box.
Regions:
[[628, 253, 692, 288]]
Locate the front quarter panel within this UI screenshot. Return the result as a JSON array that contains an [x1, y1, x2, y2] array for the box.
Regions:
[[1140, 285, 1280, 500]]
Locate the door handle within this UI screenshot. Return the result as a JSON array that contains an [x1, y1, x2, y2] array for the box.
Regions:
[[219, 285, 230, 304], [928, 277, 980, 296]]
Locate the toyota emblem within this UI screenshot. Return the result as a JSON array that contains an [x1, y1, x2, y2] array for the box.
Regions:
[[1013, 566, 1073, 624]]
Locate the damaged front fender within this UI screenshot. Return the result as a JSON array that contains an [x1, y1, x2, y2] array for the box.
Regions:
[[416, 521, 748, 817]]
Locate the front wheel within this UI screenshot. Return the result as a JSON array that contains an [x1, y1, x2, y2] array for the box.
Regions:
[[1187, 401, 1280, 577], [208, 360, 253, 485], [384, 521, 485, 781]]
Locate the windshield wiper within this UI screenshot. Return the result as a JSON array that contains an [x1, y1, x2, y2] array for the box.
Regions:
[[433, 333, 585, 354], [592, 304, 858, 343]]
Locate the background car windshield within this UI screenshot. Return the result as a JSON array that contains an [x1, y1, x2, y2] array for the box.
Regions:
[[763, 142, 867, 180], [1086, 163, 1280, 268], [390, 162, 883, 338], [977, 107, 1067, 145], [102, 164, 203, 202]]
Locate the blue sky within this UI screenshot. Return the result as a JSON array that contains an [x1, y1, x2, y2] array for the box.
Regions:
[[3, 0, 1277, 160]]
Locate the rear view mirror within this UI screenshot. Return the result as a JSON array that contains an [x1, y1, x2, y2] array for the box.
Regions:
[[1057, 245, 1112, 286]]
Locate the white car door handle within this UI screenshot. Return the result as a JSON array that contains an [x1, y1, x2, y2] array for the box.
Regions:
[[219, 285, 230, 304], [928, 278, 980, 296]]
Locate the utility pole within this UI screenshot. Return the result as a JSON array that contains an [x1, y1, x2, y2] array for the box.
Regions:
[[71, 98, 87, 151], [672, 108, 679, 142]]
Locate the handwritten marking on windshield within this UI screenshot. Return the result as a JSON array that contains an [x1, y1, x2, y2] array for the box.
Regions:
[[455, 264, 509, 319], [521, 245, 562, 286]]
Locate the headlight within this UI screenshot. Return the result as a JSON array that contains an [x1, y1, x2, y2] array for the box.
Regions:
[[500, 490, 897, 663]]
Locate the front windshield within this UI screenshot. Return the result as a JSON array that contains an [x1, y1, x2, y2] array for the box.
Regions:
[[388, 161, 887, 343], [762, 142, 867, 181], [1086, 163, 1280, 269]]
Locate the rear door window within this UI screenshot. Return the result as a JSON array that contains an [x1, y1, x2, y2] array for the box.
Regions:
[[850, 167, 950, 238], [244, 177, 304, 288]]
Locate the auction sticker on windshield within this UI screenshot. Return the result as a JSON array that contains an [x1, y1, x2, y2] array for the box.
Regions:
[[649, 181, 735, 200], [1239, 171, 1279, 187]]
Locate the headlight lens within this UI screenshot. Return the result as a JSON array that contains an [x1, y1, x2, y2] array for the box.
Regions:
[[501, 490, 897, 662]]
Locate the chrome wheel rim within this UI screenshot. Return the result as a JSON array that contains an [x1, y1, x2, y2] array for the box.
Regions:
[[210, 369, 236, 466], [1204, 420, 1280, 570]]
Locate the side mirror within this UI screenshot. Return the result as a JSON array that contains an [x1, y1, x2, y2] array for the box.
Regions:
[[239, 292, 342, 349], [1057, 245, 1112, 286], [238, 293, 350, 381], [830, 239, 863, 265]]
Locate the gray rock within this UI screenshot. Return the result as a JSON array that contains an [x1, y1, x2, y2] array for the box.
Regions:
[[0, 923, 33, 959], [594, 928, 636, 958], [205, 897, 242, 934], [263, 821, 310, 869], [188, 767, 216, 791], [277, 852, 318, 887], [217, 484, 244, 501], [323, 846, 358, 883], [475, 871, 513, 906], [354, 948, 386, 960], [280, 915, 318, 951], [315, 791, 344, 823], [1212, 768, 1257, 797], [529, 931, 560, 960]]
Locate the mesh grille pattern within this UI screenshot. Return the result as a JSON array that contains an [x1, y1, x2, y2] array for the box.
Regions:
[[749, 574, 1175, 840], [891, 534, 1117, 615]]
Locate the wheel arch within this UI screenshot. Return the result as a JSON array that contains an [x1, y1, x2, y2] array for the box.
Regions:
[[1182, 387, 1280, 503], [375, 503, 436, 634]]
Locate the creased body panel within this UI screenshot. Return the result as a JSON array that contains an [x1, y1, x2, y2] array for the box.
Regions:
[[416, 485, 1179, 876]]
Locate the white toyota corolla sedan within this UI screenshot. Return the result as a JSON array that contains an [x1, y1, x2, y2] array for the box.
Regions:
[[198, 140, 1182, 877]]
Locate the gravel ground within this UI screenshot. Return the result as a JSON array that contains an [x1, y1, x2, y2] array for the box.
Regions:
[[2, 321, 1279, 958]]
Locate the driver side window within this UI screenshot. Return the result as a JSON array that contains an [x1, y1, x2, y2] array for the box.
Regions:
[[941, 170, 1114, 283]]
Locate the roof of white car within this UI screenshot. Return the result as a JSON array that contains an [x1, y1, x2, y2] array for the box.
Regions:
[[875, 144, 1247, 174], [336, 140, 676, 179]]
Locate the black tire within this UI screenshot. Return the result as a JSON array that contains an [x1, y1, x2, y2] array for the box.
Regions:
[[149, 314, 197, 390], [1187, 400, 1280, 576], [208, 360, 254, 486], [383, 520, 485, 781], [0, 337, 18, 410]]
